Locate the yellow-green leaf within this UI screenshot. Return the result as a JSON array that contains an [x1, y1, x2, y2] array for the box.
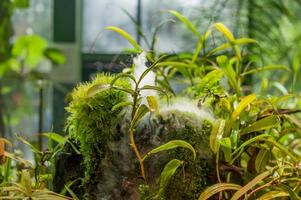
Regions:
[[225, 94, 256, 136], [105, 26, 142, 52], [240, 115, 280, 135], [143, 140, 196, 161], [157, 159, 183, 197], [210, 119, 226, 153], [255, 149, 270, 172], [234, 38, 257, 45], [111, 101, 133, 111], [220, 137, 232, 162], [146, 96, 159, 112], [168, 10, 199, 37], [257, 191, 289, 200], [42, 132, 66, 144], [231, 171, 270, 200], [213, 22, 235, 42], [131, 104, 150, 128], [198, 183, 241, 200]]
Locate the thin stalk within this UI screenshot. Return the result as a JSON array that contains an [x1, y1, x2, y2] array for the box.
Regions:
[[129, 86, 146, 181]]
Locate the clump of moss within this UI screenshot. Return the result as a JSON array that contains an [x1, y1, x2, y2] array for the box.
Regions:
[[65, 73, 129, 187], [160, 112, 213, 200], [136, 108, 214, 199]]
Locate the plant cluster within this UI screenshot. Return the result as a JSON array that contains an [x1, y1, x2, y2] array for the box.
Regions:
[[97, 10, 301, 199]]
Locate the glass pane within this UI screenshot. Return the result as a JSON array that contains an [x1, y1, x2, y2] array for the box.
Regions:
[[82, 0, 137, 53], [141, 0, 239, 53], [12, 0, 53, 40]]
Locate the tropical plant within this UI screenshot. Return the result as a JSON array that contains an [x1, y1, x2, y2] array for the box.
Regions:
[[103, 9, 301, 199]]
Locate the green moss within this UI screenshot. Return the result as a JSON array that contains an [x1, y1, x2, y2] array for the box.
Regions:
[[157, 110, 213, 199], [65, 73, 129, 185], [137, 109, 214, 199]]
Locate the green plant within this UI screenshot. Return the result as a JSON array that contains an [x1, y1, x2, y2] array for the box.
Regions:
[[104, 10, 301, 199], [0, 169, 72, 200], [89, 54, 196, 188]]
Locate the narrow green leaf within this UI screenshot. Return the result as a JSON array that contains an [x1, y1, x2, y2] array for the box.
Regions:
[[240, 115, 280, 135], [87, 84, 135, 97], [105, 26, 142, 52], [220, 137, 232, 162], [143, 140, 196, 161], [198, 69, 224, 90], [198, 183, 241, 200], [137, 55, 168, 86], [277, 184, 300, 200], [285, 114, 301, 129], [213, 23, 235, 42], [156, 159, 183, 197], [131, 104, 150, 128], [225, 94, 257, 136], [231, 171, 271, 200], [272, 82, 288, 95], [86, 84, 111, 97], [232, 134, 272, 158], [42, 132, 66, 145], [255, 149, 270, 172], [257, 191, 289, 200], [234, 38, 257, 45], [64, 185, 80, 200], [210, 119, 226, 153], [15, 134, 40, 154], [192, 30, 212, 63], [217, 55, 239, 95], [146, 96, 159, 112], [156, 61, 197, 68], [110, 73, 137, 86], [140, 85, 168, 97], [168, 10, 199, 37], [242, 65, 290, 76], [207, 42, 231, 56], [111, 101, 133, 111]]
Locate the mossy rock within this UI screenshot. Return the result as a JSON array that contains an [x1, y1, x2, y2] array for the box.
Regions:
[[54, 74, 214, 199], [63, 73, 131, 198], [137, 108, 214, 200]]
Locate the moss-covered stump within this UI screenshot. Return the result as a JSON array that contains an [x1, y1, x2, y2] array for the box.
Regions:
[[137, 108, 214, 200], [54, 74, 214, 200]]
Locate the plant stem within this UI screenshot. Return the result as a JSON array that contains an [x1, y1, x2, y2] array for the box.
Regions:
[[129, 128, 146, 181], [130, 90, 146, 181]]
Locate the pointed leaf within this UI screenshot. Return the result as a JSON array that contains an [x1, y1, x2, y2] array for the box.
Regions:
[[214, 23, 235, 42], [146, 96, 159, 112], [234, 38, 257, 45], [143, 140, 196, 161], [255, 149, 270, 173], [240, 115, 280, 135], [257, 191, 289, 200], [131, 104, 150, 128], [198, 183, 241, 200], [111, 101, 133, 111], [242, 65, 290, 76], [42, 132, 66, 144], [168, 10, 199, 37], [231, 171, 271, 200], [210, 119, 226, 153], [220, 137, 232, 162], [156, 159, 183, 197], [225, 94, 256, 136], [105, 26, 142, 52], [192, 30, 212, 63]]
